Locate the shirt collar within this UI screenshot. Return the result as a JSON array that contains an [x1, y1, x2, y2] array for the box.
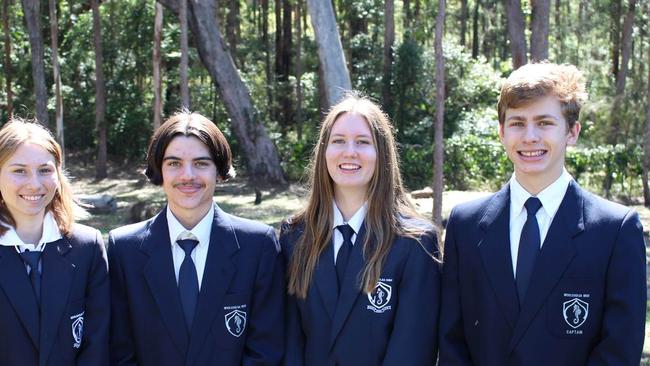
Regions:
[[510, 168, 573, 217], [332, 201, 367, 235], [167, 204, 214, 247], [0, 212, 63, 250]]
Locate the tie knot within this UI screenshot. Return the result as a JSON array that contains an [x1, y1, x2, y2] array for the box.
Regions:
[[524, 197, 542, 216], [20, 250, 41, 270], [336, 224, 355, 243], [177, 239, 199, 256]]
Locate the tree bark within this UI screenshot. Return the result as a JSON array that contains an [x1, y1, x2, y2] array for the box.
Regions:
[[2, 0, 13, 118], [91, 0, 107, 179], [226, 0, 241, 66], [179, 0, 190, 108], [49, 0, 64, 158], [295, 0, 303, 140], [261, 0, 271, 112], [382, 0, 394, 113], [503, 0, 527, 69], [433, 0, 446, 227], [306, 0, 351, 107], [610, 0, 622, 79], [403, 0, 411, 31], [159, 0, 287, 186], [20, 0, 49, 126], [641, 39, 650, 207], [530, 0, 550, 61], [153, 1, 163, 130], [460, 0, 467, 47], [472, 0, 480, 59]]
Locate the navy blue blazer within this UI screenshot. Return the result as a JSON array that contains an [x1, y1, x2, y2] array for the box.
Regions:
[[281, 220, 441, 366], [108, 205, 284, 366], [438, 181, 647, 366], [0, 223, 109, 366]]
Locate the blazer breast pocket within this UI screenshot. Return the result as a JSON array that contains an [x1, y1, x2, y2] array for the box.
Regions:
[[546, 277, 603, 339], [217, 292, 251, 349]]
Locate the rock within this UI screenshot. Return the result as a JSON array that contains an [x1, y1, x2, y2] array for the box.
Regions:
[[76, 194, 117, 214], [411, 187, 433, 199], [129, 201, 162, 223]]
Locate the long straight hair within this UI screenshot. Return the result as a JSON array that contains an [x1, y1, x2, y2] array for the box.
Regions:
[[0, 118, 75, 236], [287, 95, 439, 298]]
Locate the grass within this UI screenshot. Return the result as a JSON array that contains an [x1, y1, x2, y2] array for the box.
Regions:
[[68, 163, 650, 362]]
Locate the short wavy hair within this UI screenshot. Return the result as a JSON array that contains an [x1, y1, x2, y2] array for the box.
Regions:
[[497, 62, 588, 128]]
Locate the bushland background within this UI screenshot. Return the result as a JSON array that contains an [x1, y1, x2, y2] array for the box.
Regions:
[[2, 0, 650, 362]]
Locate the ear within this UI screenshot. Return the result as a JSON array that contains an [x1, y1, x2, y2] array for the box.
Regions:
[[566, 121, 581, 146]]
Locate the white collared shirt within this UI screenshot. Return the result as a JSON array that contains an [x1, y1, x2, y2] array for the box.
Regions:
[[0, 211, 62, 252], [509, 169, 572, 276], [167, 205, 214, 289], [331, 201, 367, 263]]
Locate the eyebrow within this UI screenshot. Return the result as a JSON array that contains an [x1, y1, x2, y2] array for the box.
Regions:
[[506, 114, 559, 122], [7, 162, 54, 167], [163, 155, 213, 161], [329, 133, 373, 138]]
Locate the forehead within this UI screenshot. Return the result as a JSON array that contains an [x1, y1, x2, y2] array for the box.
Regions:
[[331, 112, 371, 134], [164, 135, 211, 157], [505, 94, 564, 119], [4, 142, 56, 165]]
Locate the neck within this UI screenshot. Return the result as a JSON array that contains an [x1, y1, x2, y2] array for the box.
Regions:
[[170, 204, 211, 230], [334, 188, 366, 221], [14, 213, 46, 245], [515, 168, 563, 196]]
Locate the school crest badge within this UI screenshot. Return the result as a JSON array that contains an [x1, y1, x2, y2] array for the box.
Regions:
[[225, 309, 247, 337], [563, 297, 588, 329], [367, 280, 392, 313], [70, 312, 84, 348]]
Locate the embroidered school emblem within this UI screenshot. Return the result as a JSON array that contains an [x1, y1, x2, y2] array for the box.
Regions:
[[367, 280, 392, 313], [225, 309, 247, 337], [563, 298, 588, 329], [70, 312, 84, 348]]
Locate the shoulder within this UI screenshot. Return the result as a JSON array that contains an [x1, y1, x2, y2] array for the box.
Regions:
[[220, 212, 280, 253], [223, 211, 275, 236], [108, 214, 157, 247], [447, 192, 497, 224], [68, 223, 102, 243], [577, 187, 638, 228]]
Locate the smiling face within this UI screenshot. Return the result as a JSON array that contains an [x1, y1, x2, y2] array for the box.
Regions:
[[0, 142, 59, 227], [161, 135, 217, 228], [499, 94, 580, 193], [325, 112, 377, 201]]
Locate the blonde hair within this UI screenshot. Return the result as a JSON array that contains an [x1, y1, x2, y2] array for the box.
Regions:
[[286, 94, 440, 298], [497, 62, 588, 128], [0, 118, 75, 236]]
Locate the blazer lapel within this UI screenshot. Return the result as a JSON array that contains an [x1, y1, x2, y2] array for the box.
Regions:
[[39, 238, 75, 366], [477, 185, 520, 329], [313, 243, 338, 321], [0, 246, 40, 348], [508, 181, 583, 351], [142, 210, 190, 356], [186, 205, 238, 366], [329, 224, 366, 350]]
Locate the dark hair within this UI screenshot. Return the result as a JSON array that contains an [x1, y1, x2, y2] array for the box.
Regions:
[[145, 111, 235, 185]]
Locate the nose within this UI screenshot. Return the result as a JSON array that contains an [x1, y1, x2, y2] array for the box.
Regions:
[[342, 141, 358, 156], [179, 164, 195, 180], [523, 124, 540, 143], [25, 170, 42, 190]]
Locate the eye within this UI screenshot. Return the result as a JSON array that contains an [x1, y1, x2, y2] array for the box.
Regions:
[[538, 120, 554, 126], [39, 167, 54, 175], [195, 160, 212, 168], [166, 160, 181, 167], [356, 139, 372, 145], [330, 138, 345, 144], [12, 168, 26, 174], [509, 121, 524, 127]]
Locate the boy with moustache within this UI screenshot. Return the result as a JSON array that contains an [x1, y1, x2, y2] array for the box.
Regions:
[[439, 63, 646, 365], [108, 112, 284, 366]]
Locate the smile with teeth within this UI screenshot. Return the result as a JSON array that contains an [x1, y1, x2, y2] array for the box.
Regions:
[[519, 150, 546, 157], [21, 194, 44, 201], [339, 163, 361, 171]]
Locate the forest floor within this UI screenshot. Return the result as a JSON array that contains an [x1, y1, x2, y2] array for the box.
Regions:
[[67, 162, 650, 362]]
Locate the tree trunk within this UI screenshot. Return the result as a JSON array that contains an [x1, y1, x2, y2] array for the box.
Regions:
[[382, 0, 394, 113], [159, 0, 287, 186], [49, 0, 64, 158], [261, 0, 271, 113], [503, 0, 527, 69], [554, 0, 563, 60], [403, 0, 410, 31], [153, 1, 164, 130], [460, 0, 467, 47], [433, 0, 446, 227], [610, 0, 622, 79], [472, 0, 480, 59], [608, 0, 636, 145], [91, 0, 107, 179], [2, 0, 13, 118], [530, 0, 550, 61], [641, 40, 650, 207], [20, 0, 49, 126], [179, 0, 190, 108], [274, 0, 282, 78], [295, 0, 303, 140], [306, 0, 351, 106], [226, 0, 241, 66]]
